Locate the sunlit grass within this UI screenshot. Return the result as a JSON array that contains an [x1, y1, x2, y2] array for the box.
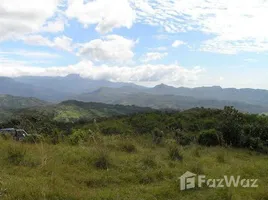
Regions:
[[0, 136, 268, 200]]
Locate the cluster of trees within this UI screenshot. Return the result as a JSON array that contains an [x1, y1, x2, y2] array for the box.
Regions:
[[85, 107, 268, 153], [1, 106, 268, 153]]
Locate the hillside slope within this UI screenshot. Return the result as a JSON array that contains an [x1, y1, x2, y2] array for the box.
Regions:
[[77, 88, 268, 113], [0, 95, 47, 109], [0, 100, 153, 123]]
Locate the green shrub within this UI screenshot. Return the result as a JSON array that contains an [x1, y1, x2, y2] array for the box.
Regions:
[[179, 134, 194, 146], [68, 130, 88, 145], [152, 128, 164, 145], [174, 129, 194, 145], [198, 129, 221, 146], [23, 134, 42, 144], [168, 145, 183, 161], [101, 126, 123, 135]]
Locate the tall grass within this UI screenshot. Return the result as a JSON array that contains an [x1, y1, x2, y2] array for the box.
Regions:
[[0, 136, 268, 200]]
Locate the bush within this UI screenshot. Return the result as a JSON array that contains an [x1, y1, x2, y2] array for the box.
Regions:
[[179, 134, 194, 146], [101, 126, 123, 135], [174, 129, 194, 146], [23, 134, 42, 143], [198, 129, 221, 146], [6, 145, 26, 165], [68, 130, 88, 145], [168, 145, 183, 161], [152, 128, 164, 145]]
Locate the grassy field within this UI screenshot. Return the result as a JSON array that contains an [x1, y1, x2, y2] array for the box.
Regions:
[[0, 134, 268, 200]]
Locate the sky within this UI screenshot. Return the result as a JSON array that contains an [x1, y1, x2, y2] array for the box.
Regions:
[[0, 0, 268, 89]]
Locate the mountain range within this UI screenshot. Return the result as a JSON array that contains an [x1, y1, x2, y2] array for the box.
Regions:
[[1, 74, 268, 113]]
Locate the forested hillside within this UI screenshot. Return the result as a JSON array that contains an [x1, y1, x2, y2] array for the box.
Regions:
[[0, 95, 47, 109]]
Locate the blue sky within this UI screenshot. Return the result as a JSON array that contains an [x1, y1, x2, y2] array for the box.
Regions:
[[1, 0, 268, 89]]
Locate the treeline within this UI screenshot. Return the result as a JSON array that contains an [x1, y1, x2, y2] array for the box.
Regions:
[[1, 106, 268, 153], [82, 107, 268, 153]]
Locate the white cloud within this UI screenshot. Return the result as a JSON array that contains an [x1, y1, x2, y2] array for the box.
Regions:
[[142, 52, 168, 62], [78, 35, 136, 62], [54, 35, 73, 52], [132, 0, 268, 54], [66, 0, 136, 34], [40, 16, 67, 33], [0, 0, 62, 41], [23, 35, 54, 46], [0, 61, 204, 87], [172, 40, 185, 48], [22, 35, 73, 52]]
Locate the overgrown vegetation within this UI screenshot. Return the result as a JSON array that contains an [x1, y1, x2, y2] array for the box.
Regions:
[[0, 106, 268, 199]]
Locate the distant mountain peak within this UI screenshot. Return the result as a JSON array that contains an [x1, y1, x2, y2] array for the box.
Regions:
[[154, 83, 175, 89]]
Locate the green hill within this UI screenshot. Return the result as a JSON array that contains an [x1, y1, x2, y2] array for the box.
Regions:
[[0, 100, 153, 124], [0, 95, 47, 109], [0, 95, 48, 123]]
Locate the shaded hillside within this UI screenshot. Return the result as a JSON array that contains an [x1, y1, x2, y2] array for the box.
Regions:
[[0, 74, 268, 109], [77, 88, 268, 113], [0, 77, 71, 102], [148, 84, 268, 106], [0, 95, 47, 109], [14, 74, 144, 96], [0, 100, 153, 124], [0, 95, 48, 123]]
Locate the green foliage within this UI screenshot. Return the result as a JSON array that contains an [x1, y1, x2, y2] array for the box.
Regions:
[[23, 134, 42, 144], [219, 106, 244, 146], [175, 130, 194, 146], [152, 128, 164, 145], [68, 130, 88, 145], [168, 145, 183, 161], [101, 126, 123, 135], [198, 129, 221, 146]]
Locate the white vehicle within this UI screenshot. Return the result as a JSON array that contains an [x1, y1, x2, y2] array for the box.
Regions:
[[0, 128, 29, 141]]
